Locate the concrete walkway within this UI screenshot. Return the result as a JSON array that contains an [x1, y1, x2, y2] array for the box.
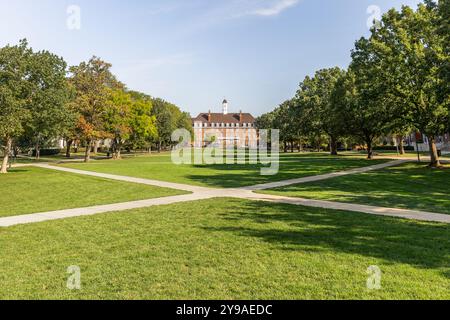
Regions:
[[242, 159, 409, 191], [237, 191, 450, 224], [34, 164, 211, 193], [0, 193, 214, 228], [1, 160, 449, 227]]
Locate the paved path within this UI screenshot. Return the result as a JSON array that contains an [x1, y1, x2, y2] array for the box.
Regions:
[[34, 164, 211, 193], [1, 160, 449, 227], [0, 193, 214, 228], [237, 191, 450, 224], [242, 159, 409, 191]]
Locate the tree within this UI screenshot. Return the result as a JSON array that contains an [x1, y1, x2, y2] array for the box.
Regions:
[[104, 89, 132, 159], [25, 50, 72, 159], [294, 68, 347, 155], [0, 40, 32, 173], [151, 98, 189, 152], [334, 70, 390, 159], [69, 57, 118, 162], [128, 91, 157, 152], [272, 101, 298, 152], [359, 1, 449, 166]]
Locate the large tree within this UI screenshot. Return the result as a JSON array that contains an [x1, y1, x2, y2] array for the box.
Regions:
[[104, 88, 132, 159], [294, 68, 347, 155], [0, 40, 32, 173], [151, 98, 190, 152], [25, 50, 73, 159], [355, 1, 448, 166], [69, 57, 118, 162], [334, 70, 390, 160], [128, 91, 157, 152]]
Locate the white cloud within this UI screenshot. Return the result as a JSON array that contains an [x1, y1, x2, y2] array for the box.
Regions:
[[251, 0, 300, 17]]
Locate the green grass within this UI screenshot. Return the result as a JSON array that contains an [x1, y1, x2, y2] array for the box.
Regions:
[[0, 198, 448, 299], [59, 152, 388, 188], [0, 167, 186, 218], [260, 163, 450, 214]]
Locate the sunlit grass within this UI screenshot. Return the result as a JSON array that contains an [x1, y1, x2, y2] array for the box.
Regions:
[[260, 163, 450, 214], [0, 166, 186, 218], [59, 152, 388, 188], [0, 198, 448, 300]]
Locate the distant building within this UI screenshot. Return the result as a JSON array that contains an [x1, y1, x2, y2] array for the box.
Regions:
[[192, 99, 257, 148], [407, 132, 450, 152]]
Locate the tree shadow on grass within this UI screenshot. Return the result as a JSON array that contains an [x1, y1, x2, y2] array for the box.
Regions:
[[267, 164, 450, 214], [186, 158, 382, 188], [202, 200, 450, 276]]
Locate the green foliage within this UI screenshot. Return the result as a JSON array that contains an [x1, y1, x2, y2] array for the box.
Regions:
[[152, 98, 192, 149], [128, 91, 157, 150], [69, 57, 120, 150], [352, 1, 448, 164], [24, 50, 73, 156], [294, 67, 347, 154], [0, 40, 32, 144], [104, 88, 133, 158]]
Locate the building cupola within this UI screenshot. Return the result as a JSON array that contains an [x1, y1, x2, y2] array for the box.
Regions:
[[222, 99, 228, 115]]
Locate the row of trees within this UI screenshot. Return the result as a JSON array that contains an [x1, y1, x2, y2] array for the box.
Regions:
[[0, 40, 192, 173], [256, 0, 449, 167]]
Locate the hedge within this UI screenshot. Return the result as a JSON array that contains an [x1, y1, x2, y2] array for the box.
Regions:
[[32, 149, 61, 156], [372, 146, 415, 151]]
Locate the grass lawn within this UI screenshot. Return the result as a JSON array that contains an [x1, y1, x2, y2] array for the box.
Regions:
[[0, 198, 448, 299], [59, 152, 388, 188], [0, 167, 186, 218], [260, 163, 450, 214]]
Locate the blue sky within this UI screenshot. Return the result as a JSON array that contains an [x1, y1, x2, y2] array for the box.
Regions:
[[0, 0, 421, 116]]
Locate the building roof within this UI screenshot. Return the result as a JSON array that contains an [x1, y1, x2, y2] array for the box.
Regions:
[[193, 113, 255, 124]]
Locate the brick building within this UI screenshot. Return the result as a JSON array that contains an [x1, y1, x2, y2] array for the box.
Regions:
[[192, 100, 257, 148]]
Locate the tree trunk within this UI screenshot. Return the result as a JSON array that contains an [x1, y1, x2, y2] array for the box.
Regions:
[[158, 141, 162, 153], [93, 140, 99, 154], [298, 139, 303, 152], [35, 142, 40, 160], [84, 140, 92, 163], [1, 137, 12, 174], [66, 139, 73, 158], [290, 141, 294, 153], [397, 135, 405, 155], [367, 139, 374, 160], [428, 136, 441, 168], [330, 136, 338, 156]]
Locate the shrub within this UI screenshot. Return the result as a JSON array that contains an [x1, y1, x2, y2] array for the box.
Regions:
[[373, 146, 414, 151], [32, 148, 61, 157]]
